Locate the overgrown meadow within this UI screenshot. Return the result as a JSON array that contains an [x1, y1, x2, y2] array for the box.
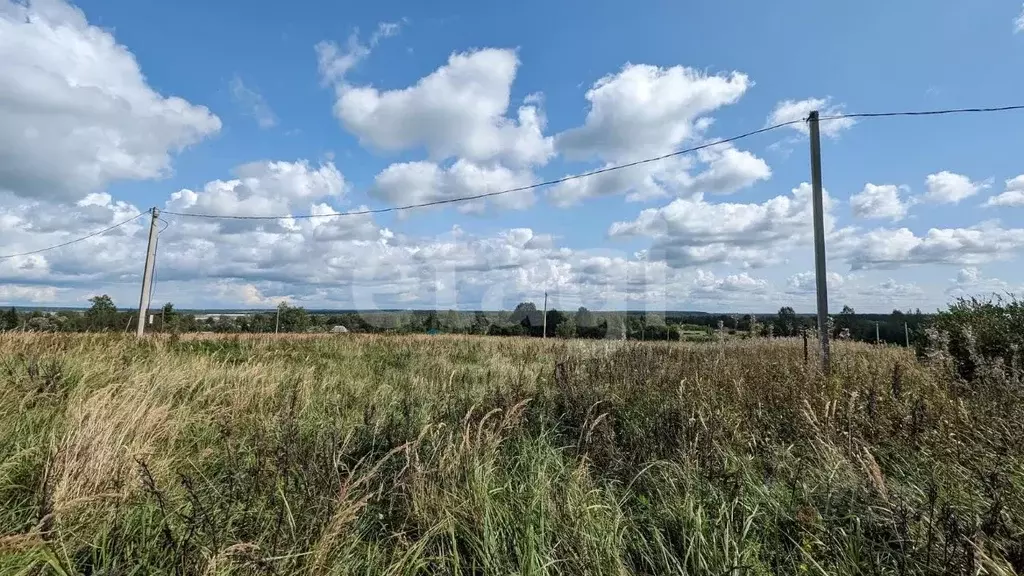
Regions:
[[1, 332, 1022, 574]]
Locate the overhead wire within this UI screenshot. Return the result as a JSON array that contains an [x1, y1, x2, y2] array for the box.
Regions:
[[6, 101, 1020, 323], [0, 212, 145, 260], [5, 103, 1024, 245], [818, 104, 1024, 121], [160, 103, 1024, 221], [161, 118, 807, 220]]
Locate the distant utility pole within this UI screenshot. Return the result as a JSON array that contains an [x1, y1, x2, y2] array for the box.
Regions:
[[808, 111, 831, 373], [905, 322, 910, 348], [542, 292, 548, 339], [275, 304, 281, 334], [875, 321, 880, 344], [136, 207, 160, 338]]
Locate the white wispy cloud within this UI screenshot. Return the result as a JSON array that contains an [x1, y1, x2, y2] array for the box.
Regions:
[[229, 76, 277, 129]]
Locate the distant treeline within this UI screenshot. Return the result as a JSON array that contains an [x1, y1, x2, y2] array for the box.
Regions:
[[2, 296, 934, 346]]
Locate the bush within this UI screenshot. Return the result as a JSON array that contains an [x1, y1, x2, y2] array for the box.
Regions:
[[927, 295, 1023, 381]]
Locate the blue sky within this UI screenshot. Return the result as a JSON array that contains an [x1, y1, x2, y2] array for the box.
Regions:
[[2, 0, 1024, 312]]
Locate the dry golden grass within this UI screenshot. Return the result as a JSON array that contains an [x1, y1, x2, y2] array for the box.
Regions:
[[1, 332, 1022, 574]]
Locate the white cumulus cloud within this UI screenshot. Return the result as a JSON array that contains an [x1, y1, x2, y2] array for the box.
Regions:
[[608, 183, 833, 268], [766, 97, 855, 138], [371, 160, 535, 213], [549, 144, 771, 206], [956, 267, 981, 284], [922, 171, 989, 204], [946, 266, 1019, 297], [322, 48, 553, 167], [983, 174, 1024, 207], [166, 160, 345, 222], [557, 63, 750, 163], [0, 0, 221, 201], [870, 279, 923, 299], [0, 284, 61, 304], [786, 271, 846, 293], [844, 223, 1024, 269], [692, 270, 768, 296], [850, 183, 911, 221], [0, 190, 145, 285]]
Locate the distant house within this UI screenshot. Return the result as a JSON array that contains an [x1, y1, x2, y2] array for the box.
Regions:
[[330, 325, 349, 334]]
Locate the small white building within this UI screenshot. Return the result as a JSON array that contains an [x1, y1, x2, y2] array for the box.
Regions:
[[330, 325, 349, 334]]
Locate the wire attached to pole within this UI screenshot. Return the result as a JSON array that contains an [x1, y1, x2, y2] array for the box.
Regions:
[[161, 119, 807, 221], [161, 103, 1024, 222], [0, 213, 145, 260]]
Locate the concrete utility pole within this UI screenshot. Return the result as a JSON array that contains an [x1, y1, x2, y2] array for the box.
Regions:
[[542, 292, 548, 339], [808, 111, 831, 373], [275, 304, 281, 334], [905, 322, 910, 348], [136, 208, 160, 337], [876, 321, 880, 344]]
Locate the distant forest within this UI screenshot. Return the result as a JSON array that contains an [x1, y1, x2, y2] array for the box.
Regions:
[[1, 296, 931, 346]]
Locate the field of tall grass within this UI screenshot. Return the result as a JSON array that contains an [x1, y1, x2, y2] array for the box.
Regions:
[[1, 333, 1021, 575]]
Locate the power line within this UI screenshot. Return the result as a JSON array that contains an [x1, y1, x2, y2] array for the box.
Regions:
[[818, 104, 1024, 121], [0, 213, 144, 260], [77, 103, 1024, 224], [162, 118, 807, 220]]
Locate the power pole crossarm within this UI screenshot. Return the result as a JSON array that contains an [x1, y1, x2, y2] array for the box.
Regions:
[[808, 111, 831, 373], [136, 208, 160, 338]]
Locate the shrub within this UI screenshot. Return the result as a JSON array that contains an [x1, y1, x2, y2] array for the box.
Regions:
[[928, 295, 1023, 381]]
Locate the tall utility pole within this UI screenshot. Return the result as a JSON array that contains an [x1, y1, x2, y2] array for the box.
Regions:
[[542, 292, 548, 339], [275, 304, 281, 334], [136, 208, 160, 337], [808, 111, 831, 373], [875, 321, 880, 344], [905, 322, 910, 348]]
